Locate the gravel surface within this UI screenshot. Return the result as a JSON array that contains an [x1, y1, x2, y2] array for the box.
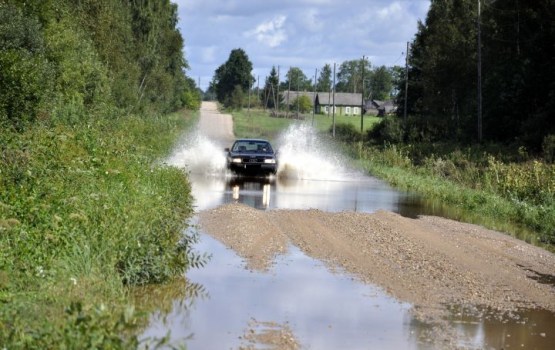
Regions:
[[199, 204, 555, 338]]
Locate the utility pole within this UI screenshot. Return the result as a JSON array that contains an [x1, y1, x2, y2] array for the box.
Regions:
[[312, 68, 317, 125], [248, 78, 251, 115], [332, 62, 336, 138], [277, 66, 280, 113], [287, 67, 291, 117], [477, 0, 483, 143], [360, 56, 365, 134], [296, 70, 300, 117], [404, 42, 410, 123]]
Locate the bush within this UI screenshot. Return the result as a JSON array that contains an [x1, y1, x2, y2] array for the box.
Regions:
[[0, 3, 52, 130], [366, 116, 404, 144], [290, 95, 313, 113], [332, 122, 361, 142]]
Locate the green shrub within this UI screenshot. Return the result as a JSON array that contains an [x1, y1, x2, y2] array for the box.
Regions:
[[0, 3, 52, 130], [332, 122, 361, 142], [366, 116, 404, 144]]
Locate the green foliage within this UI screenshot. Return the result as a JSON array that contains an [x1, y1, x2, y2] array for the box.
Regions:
[[45, 16, 112, 122], [182, 77, 202, 110], [0, 1, 201, 346], [370, 66, 394, 100], [1, 0, 196, 129], [336, 59, 372, 93], [280, 67, 312, 91], [0, 3, 52, 130], [316, 64, 332, 92], [332, 123, 361, 142], [401, 0, 555, 147], [213, 48, 254, 106], [366, 116, 404, 144], [228, 85, 245, 110], [353, 142, 555, 245], [291, 95, 313, 114], [0, 109, 201, 347], [262, 66, 280, 109]]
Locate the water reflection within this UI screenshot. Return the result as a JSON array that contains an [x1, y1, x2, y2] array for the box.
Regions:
[[141, 231, 422, 349], [190, 173, 428, 217], [447, 306, 555, 349]]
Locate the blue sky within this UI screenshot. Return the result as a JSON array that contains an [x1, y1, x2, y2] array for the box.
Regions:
[[174, 1, 430, 91]]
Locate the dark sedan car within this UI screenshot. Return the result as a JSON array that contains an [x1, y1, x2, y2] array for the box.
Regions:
[[225, 139, 278, 175]]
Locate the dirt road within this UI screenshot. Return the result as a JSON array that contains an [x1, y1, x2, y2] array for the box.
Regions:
[[196, 102, 555, 348], [198, 101, 234, 146]]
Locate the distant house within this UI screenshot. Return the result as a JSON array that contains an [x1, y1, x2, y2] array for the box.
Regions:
[[365, 99, 397, 116], [279, 91, 392, 117], [315, 92, 364, 116]]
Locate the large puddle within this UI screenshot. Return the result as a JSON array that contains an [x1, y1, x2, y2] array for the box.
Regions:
[[139, 124, 555, 349]]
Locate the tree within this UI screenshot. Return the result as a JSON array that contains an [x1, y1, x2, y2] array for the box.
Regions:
[[280, 67, 312, 91], [335, 59, 371, 93], [0, 3, 51, 130], [369, 66, 393, 100], [400, 0, 478, 141], [213, 48, 254, 106], [228, 85, 245, 110], [262, 66, 279, 109], [291, 95, 312, 114], [316, 63, 332, 92]]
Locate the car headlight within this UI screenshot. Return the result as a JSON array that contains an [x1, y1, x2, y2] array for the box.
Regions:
[[231, 158, 242, 163], [264, 159, 276, 164]]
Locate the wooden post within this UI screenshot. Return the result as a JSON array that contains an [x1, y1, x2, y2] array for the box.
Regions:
[[332, 62, 336, 138]]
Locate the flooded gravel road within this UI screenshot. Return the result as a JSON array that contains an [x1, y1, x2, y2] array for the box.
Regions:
[[140, 102, 555, 349]]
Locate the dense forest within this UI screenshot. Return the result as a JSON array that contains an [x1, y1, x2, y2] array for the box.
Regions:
[[0, 0, 200, 131], [397, 0, 554, 151], [1, 1, 201, 347]]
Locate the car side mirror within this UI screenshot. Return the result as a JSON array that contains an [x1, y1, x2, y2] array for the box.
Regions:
[[224, 147, 230, 152]]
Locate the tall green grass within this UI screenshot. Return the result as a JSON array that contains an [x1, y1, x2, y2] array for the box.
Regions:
[[351, 143, 555, 247], [0, 110, 200, 348]]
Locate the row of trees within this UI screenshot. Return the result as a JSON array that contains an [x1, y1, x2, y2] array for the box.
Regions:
[[0, 0, 200, 131], [396, 0, 555, 150], [210, 49, 400, 110]]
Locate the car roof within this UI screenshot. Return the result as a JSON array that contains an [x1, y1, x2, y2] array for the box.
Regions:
[[233, 138, 271, 143]]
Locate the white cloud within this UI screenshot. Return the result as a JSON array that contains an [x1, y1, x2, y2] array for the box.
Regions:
[[175, 0, 431, 90], [377, 2, 403, 20], [245, 15, 288, 48]]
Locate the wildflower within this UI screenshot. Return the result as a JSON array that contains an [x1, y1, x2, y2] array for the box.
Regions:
[[36, 266, 45, 278], [70, 277, 77, 285]]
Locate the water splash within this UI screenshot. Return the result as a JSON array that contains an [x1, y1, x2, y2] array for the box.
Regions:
[[276, 123, 353, 181], [166, 130, 227, 175]]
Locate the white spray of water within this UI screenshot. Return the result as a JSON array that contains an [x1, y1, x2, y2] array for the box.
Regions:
[[166, 130, 227, 175], [276, 123, 352, 181]]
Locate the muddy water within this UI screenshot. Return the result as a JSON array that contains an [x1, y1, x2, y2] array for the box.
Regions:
[[141, 125, 555, 349]]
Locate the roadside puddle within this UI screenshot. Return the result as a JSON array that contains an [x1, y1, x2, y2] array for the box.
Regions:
[[446, 305, 555, 349], [140, 229, 555, 349]]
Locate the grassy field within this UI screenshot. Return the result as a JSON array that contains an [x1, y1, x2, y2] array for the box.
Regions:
[[231, 108, 380, 140], [0, 110, 201, 348]]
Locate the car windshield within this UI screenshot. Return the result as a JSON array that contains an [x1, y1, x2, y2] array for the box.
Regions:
[[232, 140, 273, 153]]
